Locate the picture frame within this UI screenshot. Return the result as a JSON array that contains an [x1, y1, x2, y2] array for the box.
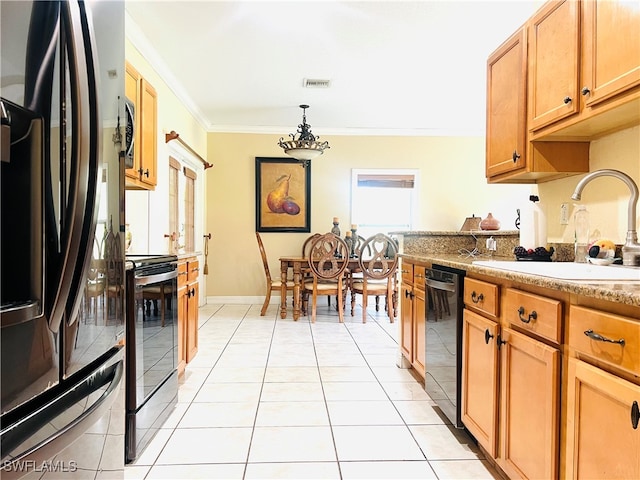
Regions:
[[255, 157, 311, 232]]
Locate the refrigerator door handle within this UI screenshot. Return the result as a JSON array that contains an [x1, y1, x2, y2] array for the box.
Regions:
[[47, 0, 101, 333], [0, 348, 123, 476]]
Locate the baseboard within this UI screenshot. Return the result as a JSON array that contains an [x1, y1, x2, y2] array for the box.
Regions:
[[204, 295, 275, 304]]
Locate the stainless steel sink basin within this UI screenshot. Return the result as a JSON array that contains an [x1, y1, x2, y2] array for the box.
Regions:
[[472, 260, 640, 281]]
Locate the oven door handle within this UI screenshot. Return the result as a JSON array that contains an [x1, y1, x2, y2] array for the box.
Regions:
[[425, 278, 456, 292], [134, 270, 178, 285]]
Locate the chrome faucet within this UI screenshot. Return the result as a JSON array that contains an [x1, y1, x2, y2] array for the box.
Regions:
[[571, 169, 640, 266]]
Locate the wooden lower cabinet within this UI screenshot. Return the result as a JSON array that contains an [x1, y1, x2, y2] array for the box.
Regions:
[[399, 258, 426, 378], [462, 279, 561, 479], [400, 280, 413, 362], [177, 279, 187, 375], [413, 283, 425, 377], [498, 327, 559, 480], [565, 358, 640, 479], [461, 309, 500, 457], [177, 257, 199, 375], [186, 279, 199, 362]]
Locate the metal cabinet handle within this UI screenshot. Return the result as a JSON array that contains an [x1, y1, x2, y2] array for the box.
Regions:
[[517, 306, 537, 324], [415, 273, 424, 279], [485, 329, 494, 344], [471, 291, 484, 304], [632, 401, 639, 430], [512, 150, 521, 163], [584, 329, 625, 346], [581, 86, 591, 96], [563, 96, 572, 104]]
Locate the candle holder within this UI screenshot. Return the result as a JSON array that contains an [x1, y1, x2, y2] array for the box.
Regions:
[[331, 220, 341, 237], [345, 235, 353, 258], [350, 228, 358, 258], [331, 220, 341, 257]]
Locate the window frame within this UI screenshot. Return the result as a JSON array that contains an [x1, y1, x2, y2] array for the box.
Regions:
[[350, 168, 420, 236]]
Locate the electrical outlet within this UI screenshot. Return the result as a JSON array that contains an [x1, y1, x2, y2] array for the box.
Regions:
[[560, 203, 569, 225]]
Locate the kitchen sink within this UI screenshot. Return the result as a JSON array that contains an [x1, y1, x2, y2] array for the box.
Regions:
[[472, 260, 640, 281]]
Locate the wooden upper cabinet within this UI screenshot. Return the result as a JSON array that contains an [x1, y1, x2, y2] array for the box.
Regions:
[[124, 61, 157, 190], [124, 62, 142, 182], [528, 0, 640, 139], [139, 79, 157, 188], [582, 0, 640, 108], [486, 26, 527, 179], [528, 0, 581, 131]]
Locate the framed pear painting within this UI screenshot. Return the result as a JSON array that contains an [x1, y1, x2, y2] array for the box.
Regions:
[[255, 157, 311, 232]]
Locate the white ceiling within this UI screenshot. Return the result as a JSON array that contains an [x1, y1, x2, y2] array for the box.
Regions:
[[125, 0, 544, 136]]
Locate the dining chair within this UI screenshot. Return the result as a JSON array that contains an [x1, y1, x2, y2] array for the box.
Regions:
[[301, 232, 333, 311], [83, 257, 105, 324], [350, 233, 399, 323], [302, 233, 350, 323], [255, 232, 295, 316]]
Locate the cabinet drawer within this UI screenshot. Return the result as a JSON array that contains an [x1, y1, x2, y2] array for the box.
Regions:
[[187, 259, 200, 282], [178, 261, 188, 288], [413, 267, 426, 291], [464, 278, 499, 317], [504, 288, 562, 344], [401, 261, 414, 285], [569, 305, 640, 377]]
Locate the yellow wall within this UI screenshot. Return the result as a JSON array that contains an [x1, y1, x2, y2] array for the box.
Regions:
[[124, 40, 208, 254], [206, 133, 531, 298], [541, 126, 640, 244]]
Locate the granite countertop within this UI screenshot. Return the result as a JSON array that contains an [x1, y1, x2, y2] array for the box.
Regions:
[[392, 230, 519, 236], [400, 253, 640, 308]]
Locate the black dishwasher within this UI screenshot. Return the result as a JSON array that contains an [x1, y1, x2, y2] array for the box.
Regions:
[[424, 264, 465, 428]]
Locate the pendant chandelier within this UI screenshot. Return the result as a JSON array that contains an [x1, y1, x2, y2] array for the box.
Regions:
[[278, 104, 330, 166]]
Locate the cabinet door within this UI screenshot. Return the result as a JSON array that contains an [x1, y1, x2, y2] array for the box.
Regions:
[[486, 26, 527, 179], [400, 285, 413, 362], [177, 284, 187, 375], [565, 358, 640, 479], [498, 328, 560, 480], [461, 309, 499, 457], [139, 79, 157, 188], [124, 62, 141, 181], [413, 285, 425, 378], [582, 0, 640, 108], [528, 0, 580, 130], [186, 281, 199, 363]]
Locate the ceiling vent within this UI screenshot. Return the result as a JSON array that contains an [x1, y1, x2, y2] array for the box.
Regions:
[[303, 78, 331, 88]]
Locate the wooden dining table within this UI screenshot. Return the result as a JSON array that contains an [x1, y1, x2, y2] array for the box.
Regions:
[[279, 256, 364, 321]]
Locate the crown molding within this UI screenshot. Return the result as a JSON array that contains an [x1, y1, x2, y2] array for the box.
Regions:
[[125, 12, 483, 138], [125, 11, 210, 131]]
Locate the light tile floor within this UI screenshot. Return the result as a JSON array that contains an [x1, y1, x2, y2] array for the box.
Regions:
[[125, 302, 500, 480]]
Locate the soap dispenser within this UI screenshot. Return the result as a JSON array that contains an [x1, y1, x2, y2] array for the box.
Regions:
[[574, 205, 590, 263]]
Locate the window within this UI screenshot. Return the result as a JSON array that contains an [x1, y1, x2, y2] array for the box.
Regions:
[[183, 166, 196, 252], [168, 157, 180, 252], [168, 156, 198, 253], [350, 169, 419, 237]]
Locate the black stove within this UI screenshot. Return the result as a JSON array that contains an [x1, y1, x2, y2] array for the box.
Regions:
[[124, 253, 178, 463], [126, 253, 178, 268]]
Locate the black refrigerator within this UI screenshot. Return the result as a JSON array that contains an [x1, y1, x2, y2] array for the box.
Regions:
[[1, 1, 127, 478]]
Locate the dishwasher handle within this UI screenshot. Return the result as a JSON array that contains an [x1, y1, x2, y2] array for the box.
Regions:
[[425, 277, 456, 292]]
